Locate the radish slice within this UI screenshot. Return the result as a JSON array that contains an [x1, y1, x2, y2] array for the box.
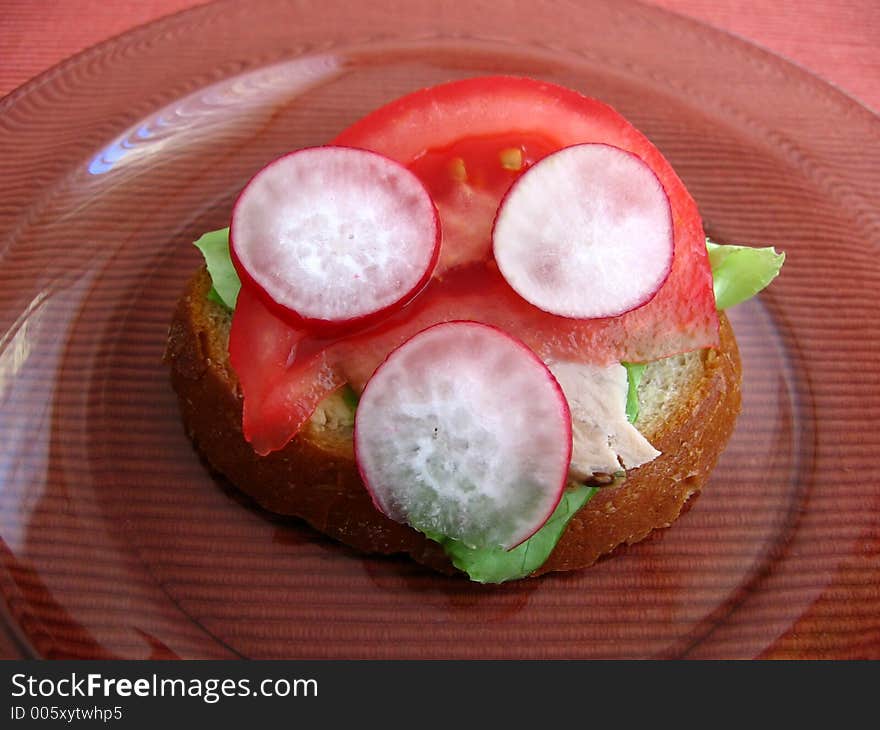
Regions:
[[354, 321, 572, 551], [230, 145, 440, 328], [492, 143, 674, 319]]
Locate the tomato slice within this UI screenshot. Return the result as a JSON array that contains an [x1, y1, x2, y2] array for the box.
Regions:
[[230, 76, 719, 454], [405, 131, 559, 272], [229, 285, 345, 455]]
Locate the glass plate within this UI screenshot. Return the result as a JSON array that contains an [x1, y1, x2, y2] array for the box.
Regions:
[[1, 0, 878, 659]]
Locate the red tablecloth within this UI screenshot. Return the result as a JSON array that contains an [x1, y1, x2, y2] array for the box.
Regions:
[[1, 0, 878, 110]]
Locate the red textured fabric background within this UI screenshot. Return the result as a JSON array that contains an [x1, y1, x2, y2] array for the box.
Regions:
[[1, 0, 878, 110]]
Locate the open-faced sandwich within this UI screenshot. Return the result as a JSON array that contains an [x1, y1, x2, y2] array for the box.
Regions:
[[165, 76, 783, 583]]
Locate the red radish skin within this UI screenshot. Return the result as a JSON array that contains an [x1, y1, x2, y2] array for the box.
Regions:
[[493, 143, 674, 319], [229, 145, 440, 331], [354, 321, 572, 551]]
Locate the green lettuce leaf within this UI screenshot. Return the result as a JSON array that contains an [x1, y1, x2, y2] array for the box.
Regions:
[[619, 240, 783, 428], [707, 239, 784, 310], [622, 362, 646, 424], [193, 227, 239, 310], [425, 486, 598, 584], [192, 230, 783, 316], [340, 384, 360, 410]]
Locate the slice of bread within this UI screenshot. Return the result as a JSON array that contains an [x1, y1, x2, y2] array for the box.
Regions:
[[166, 267, 742, 577]]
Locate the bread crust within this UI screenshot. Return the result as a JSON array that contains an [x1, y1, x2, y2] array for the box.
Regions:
[[166, 268, 741, 577]]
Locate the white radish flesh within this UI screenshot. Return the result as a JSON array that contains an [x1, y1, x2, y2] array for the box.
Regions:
[[354, 321, 572, 551], [492, 143, 674, 319], [230, 146, 440, 327]]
